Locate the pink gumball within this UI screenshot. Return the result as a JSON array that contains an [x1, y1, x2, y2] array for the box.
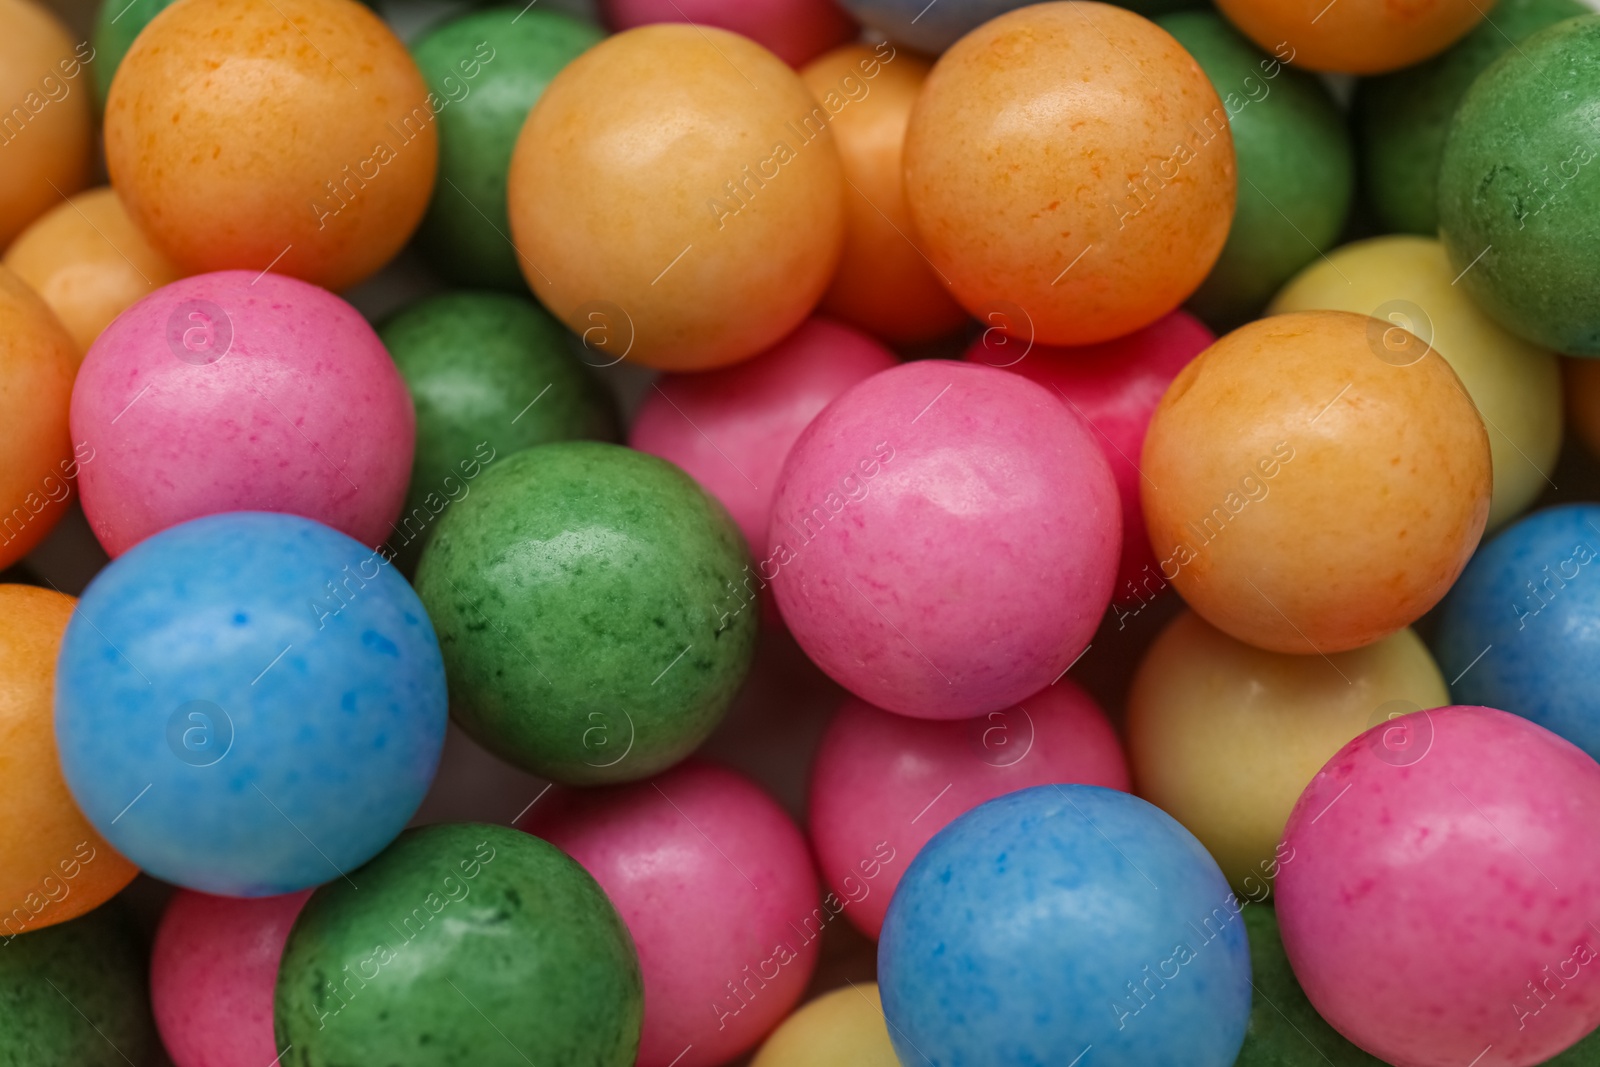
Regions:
[[150, 889, 312, 1067], [518, 760, 820, 1067], [964, 309, 1212, 607], [630, 316, 898, 553], [766, 360, 1119, 719], [808, 679, 1129, 938], [1277, 705, 1600, 1067], [600, 0, 857, 67], [71, 271, 414, 556]]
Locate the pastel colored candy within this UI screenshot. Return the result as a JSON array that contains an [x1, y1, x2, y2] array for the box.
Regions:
[[274, 824, 642, 1066], [1276, 706, 1600, 1066], [415, 443, 758, 784], [520, 761, 820, 1067], [151, 889, 312, 1067], [751, 983, 899, 1067], [54, 512, 448, 895], [880, 785, 1252, 1067], [0, 264, 76, 571], [1215, 0, 1489, 71], [72, 270, 415, 557], [808, 681, 1129, 938], [768, 360, 1119, 719], [602, 0, 858, 67], [0, 0, 92, 247]]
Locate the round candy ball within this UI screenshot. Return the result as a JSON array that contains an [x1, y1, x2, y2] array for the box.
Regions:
[[55, 512, 448, 895], [602, 0, 858, 67], [415, 442, 758, 784], [1277, 706, 1600, 1066], [0, 264, 76, 571], [1141, 310, 1491, 654], [810, 681, 1129, 939], [412, 8, 602, 290], [1127, 610, 1449, 894], [509, 24, 844, 371], [769, 360, 1119, 719], [1215, 0, 1487, 72], [0, 0, 92, 248], [630, 316, 897, 552], [904, 2, 1235, 347], [751, 983, 898, 1067], [151, 889, 311, 1067], [880, 785, 1252, 1066], [275, 823, 642, 1066], [71, 270, 414, 557], [520, 761, 819, 1067], [104, 0, 436, 292]]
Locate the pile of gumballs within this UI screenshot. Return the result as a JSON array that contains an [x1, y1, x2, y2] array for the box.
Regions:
[[6, 0, 1600, 1061]]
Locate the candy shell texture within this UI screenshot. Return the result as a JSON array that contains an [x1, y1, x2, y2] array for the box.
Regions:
[[0, 0, 92, 248], [751, 983, 899, 1067], [274, 823, 642, 1067], [879, 785, 1252, 1067], [1215, 0, 1490, 72], [54, 512, 448, 896], [0, 264, 76, 570], [602, 0, 859, 67]]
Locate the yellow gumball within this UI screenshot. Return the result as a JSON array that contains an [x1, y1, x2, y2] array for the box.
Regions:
[[1270, 235, 1560, 533], [751, 983, 898, 1067], [1126, 610, 1449, 895]]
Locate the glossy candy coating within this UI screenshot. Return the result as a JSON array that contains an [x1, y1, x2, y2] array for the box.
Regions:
[[509, 24, 845, 371], [751, 983, 899, 1067], [0, 264, 76, 570], [1215, 0, 1490, 72], [72, 271, 414, 557], [880, 785, 1252, 1067], [55, 512, 448, 896], [769, 360, 1119, 719], [274, 823, 642, 1067], [1141, 310, 1491, 654], [809, 682, 1129, 939], [1277, 706, 1600, 1066], [0, 0, 92, 249], [415, 443, 758, 784], [904, 2, 1235, 347], [602, 0, 858, 67]]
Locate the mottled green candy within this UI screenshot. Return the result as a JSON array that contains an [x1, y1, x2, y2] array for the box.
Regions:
[[380, 291, 618, 571], [275, 824, 641, 1067], [1439, 15, 1600, 355], [0, 903, 158, 1067], [411, 7, 604, 289], [414, 442, 758, 784], [1357, 0, 1586, 235]]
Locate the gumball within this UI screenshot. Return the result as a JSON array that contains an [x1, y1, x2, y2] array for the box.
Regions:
[[1214, 0, 1488, 72], [520, 761, 819, 1067], [0, 586, 137, 935], [1356, 0, 1586, 236], [1270, 236, 1562, 533], [104, 0, 436, 292], [603, 0, 858, 67], [0, 903, 158, 1067], [964, 310, 1212, 605], [0, 0, 92, 249], [880, 785, 1252, 1066], [275, 824, 642, 1066], [904, 3, 1235, 347], [71, 271, 415, 557], [769, 360, 1119, 719], [151, 890, 311, 1067], [1141, 310, 1491, 654], [1569, 358, 1600, 460], [630, 316, 897, 552], [382, 291, 618, 569], [809, 681, 1129, 939], [798, 45, 968, 344], [751, 983, 898, 1067], [509, 25, 844, 371], [1160, 12, 1352, 327], [412, 8, 602, 290], [0, 264, 76, 570], [1277, 706, 1600, 1066], [1127, 610, 1449, 894], [4, 186, 183, 357], [54, 512, 448, 896], [415, 443, 757, 784], [1439, 16, 1600, 355]]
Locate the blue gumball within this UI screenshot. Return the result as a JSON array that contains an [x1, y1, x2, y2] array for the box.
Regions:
[[1434, 504, 1600, 762], [54, 512, 448, 896], [879, 785, 1251, 1067]]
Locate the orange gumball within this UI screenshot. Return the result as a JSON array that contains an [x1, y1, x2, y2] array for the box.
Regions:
[[0, 0, 93, 249], [5, 187, 183, 359], [0, 264, 77, 570], [509, 25, 844, 371], [1214, 0, 1488, 74], [104, 0, 437, 292], [800, 44, 967, 345], [904, 2, 1234, 347], [0, 586, 138, 936]]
